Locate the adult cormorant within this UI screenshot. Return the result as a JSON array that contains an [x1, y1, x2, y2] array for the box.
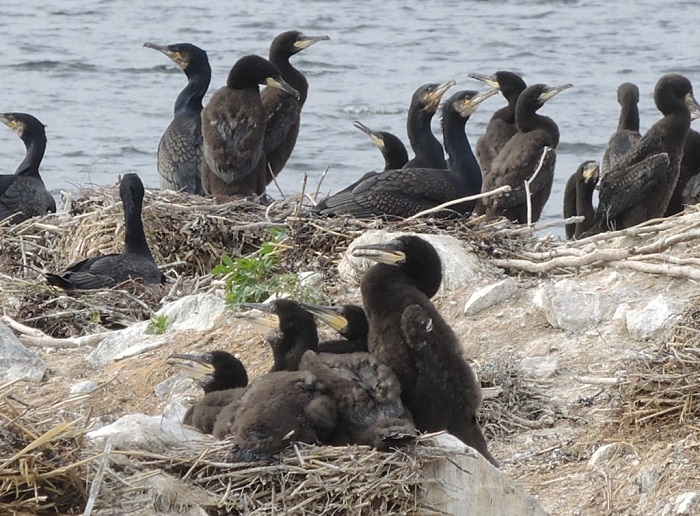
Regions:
[[168, 350, 248, 434], [46, 174, 165, 289], [200, 55, 299, 196], [667, 122, 700, 215], [300, 302, 369, 354], [563, 160, 600, 239], [261, 31, 329, 186], [481, 83, 573, 223], [586, 74, 700, 234], [468, 71, 527, 177], [0, 113, 55, 224], [353, 121, 409, 171], [144, 42, 211, 195], [601, 82, 641, 179], [352, 235, 496, 465], [316, 89, 496, 218]]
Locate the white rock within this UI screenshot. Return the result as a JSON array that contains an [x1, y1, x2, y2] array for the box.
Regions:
[[588, 442, 635, 468], [520, 356, 559, 379], [155, 374, 197, 397], [539, 279, 616, 333], [636, 464, 660, 494], [626, 294, 686, 341], [86, 413, 213, 453], [673, 492, 700, 514], [338, 230, 483, 293], [299, 271, 323, 288], [0, 322, 46, 382], [464, 278, 518, 316], [69, 379, 99, 395], [162, 400, 189, 422]]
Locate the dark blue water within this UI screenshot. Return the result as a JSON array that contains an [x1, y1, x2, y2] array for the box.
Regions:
[[0, 0, 698, 232]]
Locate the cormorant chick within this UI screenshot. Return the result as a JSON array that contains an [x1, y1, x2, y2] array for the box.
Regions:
[[262, 31, 329, 185], [168, 350, 248, 434], [602, 82, 641, 179], [587, 74, 700, 234], [300, 302, 369, 354], [563, 160, 600, 239], [225, 370, 337, 462], [201, 55, 299, 196], [144, 42, 211, 195], [0, 113, 56, 224], [46, 174, 165, 289], [481, 82, 572, 223], [352, 235, 496, 466]]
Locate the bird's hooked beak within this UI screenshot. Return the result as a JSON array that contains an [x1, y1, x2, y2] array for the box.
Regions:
[[236, 303, 280, 334], [685, 92, 700, 120], [424, 79, 457, 112], [143, 42, 189, 69], [294, 34, 330, 50], [0, 113, 23, 135], [167, 353, 215, 379], [454, 88, 499, 117], [299, 303, 349, 332], [266, 76, 300, 100], [353, 121, 386, 150], [352, 240, 406, 266], [582, 161, 600, 183], [539, 83, 573, 104], [467, 73, 501, 91]]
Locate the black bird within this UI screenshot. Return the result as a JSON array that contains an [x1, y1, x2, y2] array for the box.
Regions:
[[481, 83, 573, 223], [225, 370, 338, 462], [316, 89, 496, 218], [46, 174, 165, 289], [239, 299, 319, 371], [0, 113, 56, 224], [468, 71, 528, 177], [200, 55, 299, 197], [667, 122, 700, 215], [586, 73, 700, 234], [144, 42, 211, 195], [403, 80, 455, 169], [261, 31, 329, 186], [299, 350, 417, 451], [353, 121, 409, 171], [601, 82, 641, 180], [300, 302, 369, 354], [168, 350, 248, 435], [352, 235, 496, 466], [563, 160, 600, 239]]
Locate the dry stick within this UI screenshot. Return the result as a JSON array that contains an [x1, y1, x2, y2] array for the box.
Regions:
[[403, 185, 513, 221], [525, 146, 552, 226], [313, 165, 332, 204], [267, 163, 285, 198], [83, 439, 114, 516], [1, 315, 47, 338], [610, 259, 700, 280], [576, 376, 624, 385]]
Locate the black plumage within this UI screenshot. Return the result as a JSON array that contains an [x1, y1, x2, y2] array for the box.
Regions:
[[403, 80, 455, 169], [680, 127, 700, 207], [0, 113, 55, 224], [481, 83, 572, 223], [587, 74, 700, 234], [261, 31, 329, 186], [602, 82, 641, 179], [353, 121, 409, 171], [145, 42, 211, 195], [46, 174, 165, 290], [200, 55, 299, 196], [316, 89, 496, 218], [168, 350, 248, 435], [563, 160, 600, 239], [300, 302, 369, 354], [468, 71, 528, 177], [352, 235, 496, 465]]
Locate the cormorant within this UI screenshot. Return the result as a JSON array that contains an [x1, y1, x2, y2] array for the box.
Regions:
[[468, 71, 528, 177], [403, 80, 455, 169], [601, 82, 641, 179], [144, 42, 211, 195], [224, 370, 338, 461], [481, 83, 573, 223], [238, 299, 319, 371], [667, 122, 700, 215], [316, 89, 496, 218], [261, 31, 329, 186], [300, 302, 369, 354], [168, 350, 248, 434], [352, 235, 496, 465], [46, 174, 165, 289], [200, 55, 299, 196], [353, 121, 409, 171], [563, 160, 600, 239], [0, 113, 56, 224], [586, 74, 700, 234]]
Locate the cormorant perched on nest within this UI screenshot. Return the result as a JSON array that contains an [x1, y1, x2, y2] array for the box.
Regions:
[[300, 302, 369, 354], [480, 82, 572, 223], [315, 89, 496, 218], [468, 71, 527, 178], [144, 42, 211, 195], [168, 350, 248, 435], [563, 160, 600, 239], [353, 121, 409, 171], [45, 174, 165, 289], [585, 73, 700, 234], [352, 235, 496, 466], [200, 55, 299, 197], [261, 30, 329, 186], [601, 82, 641, 180], [0, 113, 55, 224]]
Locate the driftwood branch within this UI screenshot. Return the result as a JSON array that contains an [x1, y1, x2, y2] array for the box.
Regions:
[[404, 185, 512, 221]]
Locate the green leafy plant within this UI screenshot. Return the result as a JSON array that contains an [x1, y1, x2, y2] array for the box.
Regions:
[[147, 313, 172, 335]]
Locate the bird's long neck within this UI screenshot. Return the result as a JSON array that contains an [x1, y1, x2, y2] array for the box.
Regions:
[[174, 67, 211, 115], [618, 101, 639, 133], [16, 133, 46, 178], [123, 198, 154, 259], [444, 111, 479, 178], [576, 177, 597, 235], [407, 109, 445, 167], [270, 55, 308, 105]]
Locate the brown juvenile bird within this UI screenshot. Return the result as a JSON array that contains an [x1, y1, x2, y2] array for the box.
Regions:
[[563, 160, 600, 239], [300, 302, 369, 354]]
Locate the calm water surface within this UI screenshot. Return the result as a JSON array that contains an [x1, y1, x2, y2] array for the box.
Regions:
[[0, 0, 698, 236]]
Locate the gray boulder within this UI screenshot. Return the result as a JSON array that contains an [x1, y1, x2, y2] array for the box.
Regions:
[[0, 322, 46, 382], [626, 294, 686, 341]]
